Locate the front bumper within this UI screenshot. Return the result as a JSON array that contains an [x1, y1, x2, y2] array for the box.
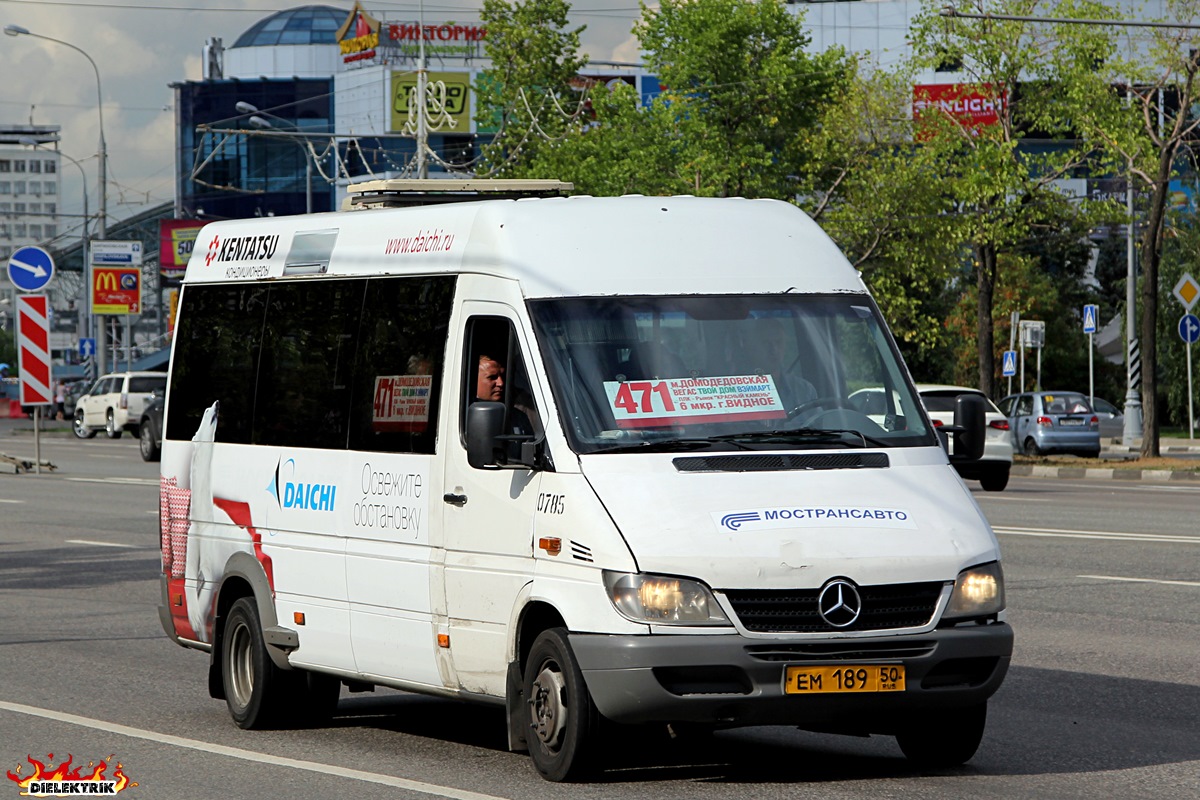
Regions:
[[571, 623, 1012, 731]]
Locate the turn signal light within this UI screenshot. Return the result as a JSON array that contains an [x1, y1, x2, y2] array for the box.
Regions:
[[293, 612, 306, 625], [437, 633, 450, 648], [1037, 416, 1053, 427], [538, 537, 562, 556]]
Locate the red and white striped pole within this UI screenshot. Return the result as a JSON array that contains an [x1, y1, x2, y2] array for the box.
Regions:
[[16, 294, 52, 474]]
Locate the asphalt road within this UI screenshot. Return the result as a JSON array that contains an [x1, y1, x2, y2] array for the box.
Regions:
[[1, 433, 1197, 799]]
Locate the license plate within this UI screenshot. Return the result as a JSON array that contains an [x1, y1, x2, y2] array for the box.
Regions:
[[785, 664, 906, 694], [1059, 418, 1084, 426]]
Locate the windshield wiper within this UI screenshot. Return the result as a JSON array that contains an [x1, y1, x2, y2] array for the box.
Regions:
[[708, 428, 887, 448], [592, 437, 753, 454]]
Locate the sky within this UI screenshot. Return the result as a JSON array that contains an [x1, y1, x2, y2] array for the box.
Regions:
[[0, 0, 646, 238]]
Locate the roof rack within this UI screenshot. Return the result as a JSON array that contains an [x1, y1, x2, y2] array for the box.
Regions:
[[344, 178, 574, 210]]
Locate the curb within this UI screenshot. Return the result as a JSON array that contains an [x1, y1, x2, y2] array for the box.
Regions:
[[1013, 464, 1200, 482]]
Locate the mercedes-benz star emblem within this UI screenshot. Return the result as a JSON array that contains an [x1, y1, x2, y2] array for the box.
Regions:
[[818, 579, 862, 628]]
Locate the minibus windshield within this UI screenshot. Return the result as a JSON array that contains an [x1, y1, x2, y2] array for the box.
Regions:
[[529, 294, 935, 455]]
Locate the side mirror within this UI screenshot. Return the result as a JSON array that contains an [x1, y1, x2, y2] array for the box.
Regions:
[[945, 393, 986, 462], [467, 401, 505, 469]]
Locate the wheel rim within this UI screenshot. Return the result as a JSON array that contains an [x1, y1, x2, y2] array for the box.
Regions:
[[226, 619, 255, 710], [140, 425, 152, 455], [106, 413, 115, 435], [73, 413, 87, 437], [529, 662, 568, 751]]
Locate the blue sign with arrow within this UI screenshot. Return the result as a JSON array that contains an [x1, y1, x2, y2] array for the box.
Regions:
[[1180, 313, 1200, 344], [1082, 304, 1099, 335], [79, 338, 97, 360], [7, 245, 55, 292]]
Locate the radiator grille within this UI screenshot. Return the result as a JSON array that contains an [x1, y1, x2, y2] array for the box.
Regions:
[[721, 581, 944, 633]]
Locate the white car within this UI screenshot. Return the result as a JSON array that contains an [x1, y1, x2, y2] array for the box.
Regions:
[[916, 384, 1013, 492], [73, 371, 168, 440]]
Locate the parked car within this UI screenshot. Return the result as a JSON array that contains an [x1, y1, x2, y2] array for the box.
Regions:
[[997, 391, 1102, 457], [73, 371, 168, 440], [1090, 396, 1125, 439], [139, 391, 164, 462], [916, 384, 1014, 492]]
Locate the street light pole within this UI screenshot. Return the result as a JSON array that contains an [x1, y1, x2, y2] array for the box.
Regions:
[[5, 23, 108, 375]]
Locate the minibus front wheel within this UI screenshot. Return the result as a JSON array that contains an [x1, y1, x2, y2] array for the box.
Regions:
[[524, 628, 600, 782]]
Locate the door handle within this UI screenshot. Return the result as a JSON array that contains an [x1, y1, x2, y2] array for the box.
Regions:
[[443, 493, 467, 507]]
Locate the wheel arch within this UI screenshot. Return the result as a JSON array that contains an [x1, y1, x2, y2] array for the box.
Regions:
[[207, 552, 290, 699], [505, 594, 568, 753]]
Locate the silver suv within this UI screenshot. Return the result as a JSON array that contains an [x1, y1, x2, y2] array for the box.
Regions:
[[73, 371, 168, 440]]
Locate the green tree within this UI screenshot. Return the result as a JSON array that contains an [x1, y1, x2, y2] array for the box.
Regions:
[[908, 0, 1123, 399], [633, 0, 850, 199], [536, 0, 851, 199], [797, 63, 962, 374], [473, 0, 588, 176], [1081, 0, 1200, 455], [1156, 203, 1200, 433]]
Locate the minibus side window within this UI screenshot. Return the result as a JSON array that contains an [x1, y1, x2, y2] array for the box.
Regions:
[[166, 284, 267, 444], [347, 275, 455, 455], [252, 279, 363, 450], [461, 316, 542, 465]]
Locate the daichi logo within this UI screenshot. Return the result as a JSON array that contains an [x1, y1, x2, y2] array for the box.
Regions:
[[6, 754, 137, 796]]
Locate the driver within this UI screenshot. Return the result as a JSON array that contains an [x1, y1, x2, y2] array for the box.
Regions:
[[759, 318, 817, 411]]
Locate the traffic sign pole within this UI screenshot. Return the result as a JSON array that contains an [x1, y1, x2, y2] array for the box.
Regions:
[[1180, 313, 1200, 440], [1083, 304, 1099, 408]]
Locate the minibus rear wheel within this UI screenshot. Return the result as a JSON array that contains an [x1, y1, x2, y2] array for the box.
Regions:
[[524, 628, 600, 782], [895, 701, 987, 768], [222, 597, 291, 729]]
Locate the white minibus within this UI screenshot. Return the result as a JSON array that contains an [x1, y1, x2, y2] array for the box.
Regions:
[[159, 184, 1010, 781]]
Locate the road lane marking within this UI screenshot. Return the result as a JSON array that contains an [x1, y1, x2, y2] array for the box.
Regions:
[[973, 495, 1053, 502], [995, 526, 1200, 545], [0, 700, 508, 800], [0, 499, 23, 504], [66, 539, 140, 549], [1078, 574, 1200, 587], [65, 477, 159, 486]]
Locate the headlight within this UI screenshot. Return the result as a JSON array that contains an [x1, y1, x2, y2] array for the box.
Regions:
[[603, 571, 731, 626], [943, 561, 1005, 619]]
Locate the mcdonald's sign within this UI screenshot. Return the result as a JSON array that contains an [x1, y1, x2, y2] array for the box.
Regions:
[[93, 265, 141, 315]]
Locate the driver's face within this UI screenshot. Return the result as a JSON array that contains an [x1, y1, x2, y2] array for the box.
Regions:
[[477, 357, 505, 401]]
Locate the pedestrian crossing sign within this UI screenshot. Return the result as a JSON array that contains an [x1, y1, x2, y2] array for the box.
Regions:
[[1002, 350, 1017, 377], [1082, 304, 1098, 334]]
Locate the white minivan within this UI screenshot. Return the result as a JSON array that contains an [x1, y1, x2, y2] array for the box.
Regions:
[[158, 185, 1011, 781]]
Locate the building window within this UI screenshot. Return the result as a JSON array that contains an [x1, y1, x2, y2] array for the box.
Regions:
[[29, 224, 41, 239], [44, 160, 55, 174], [29, 160, 40, 173], [45, 224, 56, 237], [45, 183, 55, 195], [14, 223, 26, 237], [14, 203, 25, 214], [29, 181, 39, 196], [29, 203, 40, 213], [13, 160, 25, 173], [0, 182, 9, 195], [0, 203, 9, 214], [0, 160, 9, 173], [45, 202, 55, 214], [14, 181, 25, 195]]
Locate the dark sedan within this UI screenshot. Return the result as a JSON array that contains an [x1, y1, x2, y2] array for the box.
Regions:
[[139, 392, 164, 462]]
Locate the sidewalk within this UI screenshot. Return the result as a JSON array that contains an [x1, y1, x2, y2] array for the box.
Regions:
[[1010, 435, 1200, 483]]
